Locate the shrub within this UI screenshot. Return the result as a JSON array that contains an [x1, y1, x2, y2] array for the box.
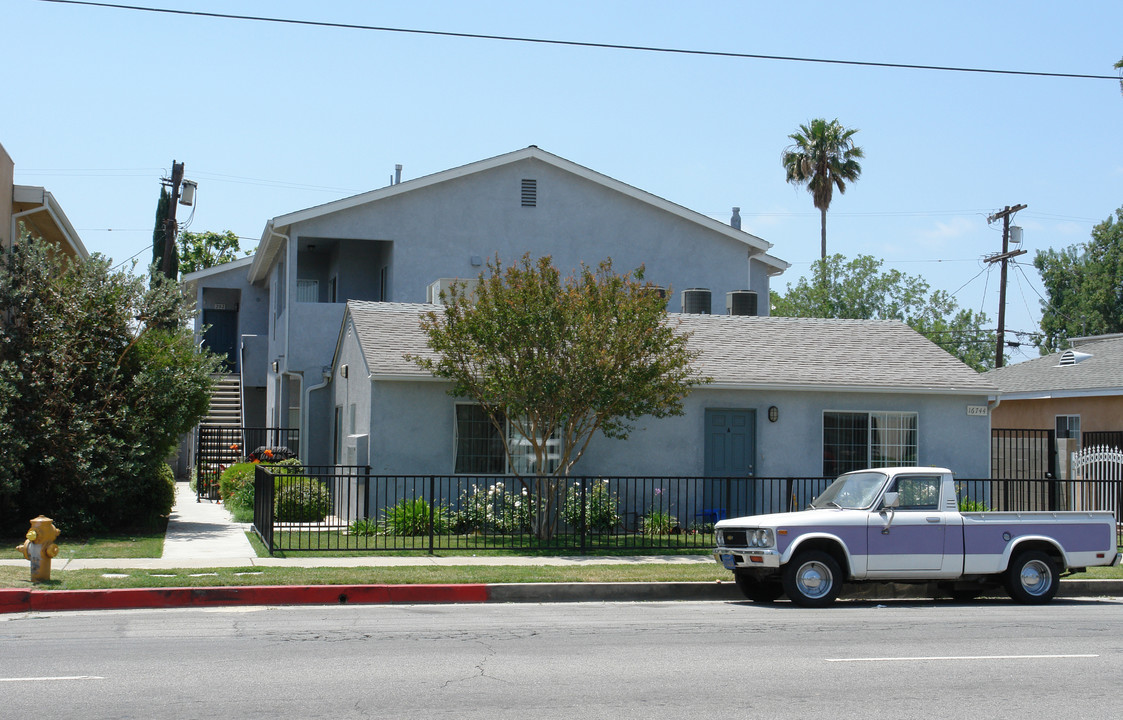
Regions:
[[451, 481, 533, 534], [563, 480, 621, 533], [348, 517, 379, 536], [641, 508, 678, 535], [382, 497, 450, 536], [274, 480, 332, 523], [219, 463, 258, 511]]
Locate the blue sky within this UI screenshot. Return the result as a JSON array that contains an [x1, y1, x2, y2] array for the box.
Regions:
[[5, 0, 1122, 364]]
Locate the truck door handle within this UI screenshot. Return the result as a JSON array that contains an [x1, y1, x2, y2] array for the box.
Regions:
[[926, 517, 941, 523]]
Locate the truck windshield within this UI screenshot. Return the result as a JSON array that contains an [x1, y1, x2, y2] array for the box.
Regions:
[[811, 471, 888, 510]]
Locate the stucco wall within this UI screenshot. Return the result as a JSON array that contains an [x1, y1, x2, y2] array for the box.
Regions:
[[355, 378, 992, 479], [992, 396, 1123, 433], [289, 158, 765, 314]]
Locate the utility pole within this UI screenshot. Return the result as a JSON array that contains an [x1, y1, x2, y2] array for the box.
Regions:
[[160, 161, 185, 278], [985, 204, 1027, 368]]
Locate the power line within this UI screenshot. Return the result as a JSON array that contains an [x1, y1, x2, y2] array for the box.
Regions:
[[36, 0, 1121, 82]]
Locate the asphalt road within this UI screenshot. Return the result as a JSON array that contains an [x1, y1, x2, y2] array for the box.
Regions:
[[2, 598, 1120, 719]]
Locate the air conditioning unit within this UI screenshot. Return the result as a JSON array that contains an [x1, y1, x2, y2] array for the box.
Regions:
[[426, 278, 478, 305], [726, 290, 758, 316], [681, 288, 712, 314]]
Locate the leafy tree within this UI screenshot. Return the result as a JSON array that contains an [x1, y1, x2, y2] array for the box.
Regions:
[[409, 254, 707, 539], [1115, 57, 1122, 95], [771, 254, 995, 371], [782, 118, 864, 261], [151, 187, 176, 279], [0, 233, 222, 534], [178, 230, 246, 275], [1033, 206, 1123, 353]]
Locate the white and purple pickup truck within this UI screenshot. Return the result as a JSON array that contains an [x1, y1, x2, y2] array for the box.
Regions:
[[714, 467, 1121, 607]]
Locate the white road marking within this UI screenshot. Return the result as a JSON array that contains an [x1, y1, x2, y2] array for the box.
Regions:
[[826, 654, 1098, 663], [0, 676, 105, 682]]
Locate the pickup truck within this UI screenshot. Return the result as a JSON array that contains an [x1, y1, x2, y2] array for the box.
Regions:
[[713, 467, 1120, 607]]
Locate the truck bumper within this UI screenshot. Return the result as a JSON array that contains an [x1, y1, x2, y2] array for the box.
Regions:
[[713, 548, 782, 571]]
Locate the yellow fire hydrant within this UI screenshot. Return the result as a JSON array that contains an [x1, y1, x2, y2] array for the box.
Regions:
[[16, 515, 61, 583]]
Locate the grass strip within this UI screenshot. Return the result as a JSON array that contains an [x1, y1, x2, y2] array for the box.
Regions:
[[0, 563, 729, 591]]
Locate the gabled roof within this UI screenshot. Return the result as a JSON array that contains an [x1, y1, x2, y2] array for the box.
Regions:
[[180, 255, 254, 285], [251, 146, 788, 283], [986, 335, 1123, 399], [12, 185, 88, 261], [344, 301, 996, 396]]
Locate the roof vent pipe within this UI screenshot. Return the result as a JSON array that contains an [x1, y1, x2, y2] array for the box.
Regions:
[[395, 164, 403, 185], [731, 207, 741, 230]]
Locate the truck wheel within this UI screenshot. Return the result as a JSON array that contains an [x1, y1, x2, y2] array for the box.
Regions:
[[1005, 550, 1059, 604], [734, 572, 784, 603], [782, 551, 842, 608]]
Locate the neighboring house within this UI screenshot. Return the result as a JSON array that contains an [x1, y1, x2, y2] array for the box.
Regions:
[[987, 334, 1123, 477], [1, 140, 88, 261], [211, 146, 788, 466], [330, 302, 997, 491]]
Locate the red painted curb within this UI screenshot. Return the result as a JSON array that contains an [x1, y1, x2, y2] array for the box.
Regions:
[[0, 584, 490, 613]]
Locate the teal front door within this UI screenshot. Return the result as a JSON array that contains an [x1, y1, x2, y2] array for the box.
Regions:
[[704, 409, 756, 519]]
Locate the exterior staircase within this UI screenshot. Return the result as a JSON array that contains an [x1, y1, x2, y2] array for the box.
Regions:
[[195, 374, 243, 500], [206, 374, 242, 428]]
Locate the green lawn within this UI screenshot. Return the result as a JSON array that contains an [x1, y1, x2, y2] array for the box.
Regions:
[[4, 527, 165, 559]]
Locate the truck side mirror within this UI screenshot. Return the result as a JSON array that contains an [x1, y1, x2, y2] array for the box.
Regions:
[[882, 492, 900, 509]]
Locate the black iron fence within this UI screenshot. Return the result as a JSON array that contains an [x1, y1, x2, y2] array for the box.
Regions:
[[251, 469, 834, 554], [991, 428, 1056, 479], [249, 467, 1123, 555], [1085, 431, 1123, 451], [195, 426, 300, 502]]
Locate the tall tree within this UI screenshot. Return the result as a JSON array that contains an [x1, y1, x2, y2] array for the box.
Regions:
[[409, 254, 707, 539], [178, 230, 245, 275], [782, 118, 864, 261], [150, 187, 175, 279], [0, 232, 221, 534], [1033, 205, 1123, 353], [1115, 56, 1122, 95], [771, 254, 996, 371]]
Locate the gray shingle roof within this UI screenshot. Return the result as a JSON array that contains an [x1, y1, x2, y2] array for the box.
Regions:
[[346, 301, 997, 394], [985, 335, 1123, 397]]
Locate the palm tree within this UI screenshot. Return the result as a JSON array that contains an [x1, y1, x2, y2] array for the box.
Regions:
[[782, 118, 864, 261]]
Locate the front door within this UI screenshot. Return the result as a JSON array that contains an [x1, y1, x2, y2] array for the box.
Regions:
[[202, 309, 238, 371], [704, 409, 756, 519]]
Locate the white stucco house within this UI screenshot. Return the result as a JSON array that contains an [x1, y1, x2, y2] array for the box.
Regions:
[[183, 146, 997, 486]]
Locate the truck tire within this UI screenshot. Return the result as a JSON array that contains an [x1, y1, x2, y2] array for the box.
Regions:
[[1005, 550, 1059, 604], [734, 572, 784, 603], [782, 550, 843, 608]]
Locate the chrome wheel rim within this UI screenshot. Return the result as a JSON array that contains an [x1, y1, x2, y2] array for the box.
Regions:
[[1020, 559, 1053, 597], [796, 561, 833, 599]]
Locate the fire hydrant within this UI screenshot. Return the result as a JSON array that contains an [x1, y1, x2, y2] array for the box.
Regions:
[[16, 515, 61, 583]]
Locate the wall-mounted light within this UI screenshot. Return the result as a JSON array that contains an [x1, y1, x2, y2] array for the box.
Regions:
[[271, 360, 279, 373], [340, 364, 349, 378], [768, 406, 779, 423]]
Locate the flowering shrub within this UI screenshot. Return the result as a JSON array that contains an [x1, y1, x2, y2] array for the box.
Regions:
[[562, 480, 621, 533], [451, 481, 535, 533], [641, 487, 678, 535]]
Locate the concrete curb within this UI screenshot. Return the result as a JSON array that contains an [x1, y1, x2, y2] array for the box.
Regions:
[[0, 579, 1119, 613]]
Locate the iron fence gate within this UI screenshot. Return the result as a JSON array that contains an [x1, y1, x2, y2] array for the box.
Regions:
[[195, 426, 300, 502]]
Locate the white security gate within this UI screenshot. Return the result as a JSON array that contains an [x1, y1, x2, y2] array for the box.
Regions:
[[1069, 445, 1123, 512]]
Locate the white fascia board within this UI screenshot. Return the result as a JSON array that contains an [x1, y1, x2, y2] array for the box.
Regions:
[[13, 185, 88, 260], [998, 387, 1123, 401], [248, 220, 287, 284], [180, 255, 254, 284], [258, 147, 776, 257], [701, 381, 998, 396]]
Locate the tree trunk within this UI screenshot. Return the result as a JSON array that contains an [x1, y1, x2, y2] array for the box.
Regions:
[[820, 206, 828, 261]]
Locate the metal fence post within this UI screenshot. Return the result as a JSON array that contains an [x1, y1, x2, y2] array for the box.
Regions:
[[428, 475, 436, 556]]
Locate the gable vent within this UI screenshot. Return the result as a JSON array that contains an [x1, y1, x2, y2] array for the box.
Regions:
[[1059, 350, 1093, 366], [521, 178, 537, 207]]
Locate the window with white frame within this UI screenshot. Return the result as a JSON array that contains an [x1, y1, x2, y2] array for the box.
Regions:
[[454, 404, 562, 475], [823, 411, 918, 477]]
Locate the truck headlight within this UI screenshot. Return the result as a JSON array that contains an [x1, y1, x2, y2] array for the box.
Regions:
[[749, 529, 774, 548]]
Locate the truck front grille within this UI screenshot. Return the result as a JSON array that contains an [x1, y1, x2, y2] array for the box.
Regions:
[[719, 530, 748, 548]]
